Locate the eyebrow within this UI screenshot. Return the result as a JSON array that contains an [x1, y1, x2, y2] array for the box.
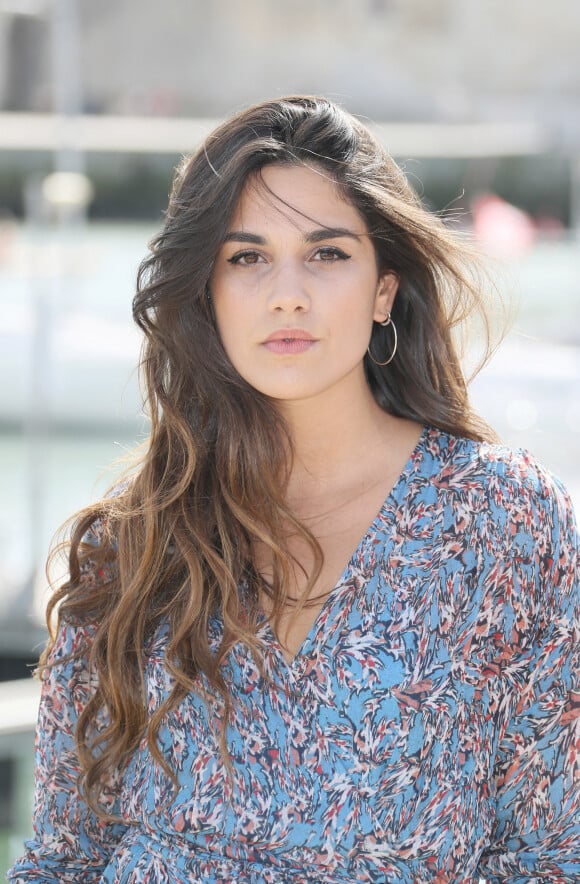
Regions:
[[222, 227, 363, 245]]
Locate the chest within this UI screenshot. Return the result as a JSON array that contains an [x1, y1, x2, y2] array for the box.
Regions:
[[128, 554, 511, 879], [256, 484, 397, 662]]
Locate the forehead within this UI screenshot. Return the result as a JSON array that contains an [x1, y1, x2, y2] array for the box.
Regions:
[[229, 164, 367, 232]]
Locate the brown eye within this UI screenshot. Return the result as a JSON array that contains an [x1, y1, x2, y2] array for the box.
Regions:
[[314, 247, 350, 262], [228, 251, 262, 266]]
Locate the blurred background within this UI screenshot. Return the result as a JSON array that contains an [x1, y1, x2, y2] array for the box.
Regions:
[[0, 0, 579, 873]]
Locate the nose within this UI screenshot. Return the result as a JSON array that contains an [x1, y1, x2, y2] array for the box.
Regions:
[[266, 260, 311, 313]]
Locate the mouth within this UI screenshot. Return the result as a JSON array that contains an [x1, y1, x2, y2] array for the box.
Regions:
[[264, 329, 316, 344], [262, 330, 317, 354]]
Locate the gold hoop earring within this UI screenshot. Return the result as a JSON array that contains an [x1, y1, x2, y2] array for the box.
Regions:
[[367, 313, 398, 366]]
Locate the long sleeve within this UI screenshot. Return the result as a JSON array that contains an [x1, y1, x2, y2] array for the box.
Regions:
[[7, 618, 129, 882], [478, 478, 580, 881], [7, 513, 129, 884]]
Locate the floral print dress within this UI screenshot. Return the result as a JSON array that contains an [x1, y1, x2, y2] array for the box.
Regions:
[[9, 428, 580, 882]]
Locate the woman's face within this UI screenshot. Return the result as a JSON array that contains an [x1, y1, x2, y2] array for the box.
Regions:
[[210, 164, 398, 406]]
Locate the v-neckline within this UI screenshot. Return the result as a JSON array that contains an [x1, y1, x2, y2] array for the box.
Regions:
[[261, 425, 429, 674]]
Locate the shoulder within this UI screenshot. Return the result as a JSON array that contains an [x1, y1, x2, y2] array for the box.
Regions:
[[420, 427, 578, 570], [58, 483, 129, 627], [78, 479, 131, 568], [421, 429, 579, 643], [76, 513, 117, 594], [83, 479, 130, 545], [424, 425, 574, 515]]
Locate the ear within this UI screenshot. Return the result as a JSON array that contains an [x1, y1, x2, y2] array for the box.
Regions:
[[373, 271, 399, 324]]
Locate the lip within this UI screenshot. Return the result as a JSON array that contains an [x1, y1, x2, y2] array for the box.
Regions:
[[262, 329, 317, 355], [263, 329, 316, 343]]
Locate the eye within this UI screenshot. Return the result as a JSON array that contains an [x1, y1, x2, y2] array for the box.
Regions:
[[312, 246, 351, 262], [227, 250, 263, 266]]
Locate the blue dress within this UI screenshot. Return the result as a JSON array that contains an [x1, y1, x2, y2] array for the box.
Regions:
[[9, 428, 580, 882]]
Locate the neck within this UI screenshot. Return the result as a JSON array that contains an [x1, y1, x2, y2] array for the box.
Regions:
[[276, 376, 405, 488]]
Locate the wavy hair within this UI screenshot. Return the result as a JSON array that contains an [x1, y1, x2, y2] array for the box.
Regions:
[[43, 95, 500, 815]]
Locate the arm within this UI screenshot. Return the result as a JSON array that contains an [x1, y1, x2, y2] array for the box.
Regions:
[[7, 618, 129, 883], [8, 515, 129, 883], [479, 479, 580, 882]]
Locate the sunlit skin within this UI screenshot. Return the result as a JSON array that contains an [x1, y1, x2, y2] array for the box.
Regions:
[[211, 165, 422, 659]]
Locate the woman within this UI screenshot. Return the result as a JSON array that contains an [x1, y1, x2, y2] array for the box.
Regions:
[[9, 96, 580, 882]]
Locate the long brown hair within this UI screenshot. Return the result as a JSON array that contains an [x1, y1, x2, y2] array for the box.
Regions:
[[44, 95, 499, 814]]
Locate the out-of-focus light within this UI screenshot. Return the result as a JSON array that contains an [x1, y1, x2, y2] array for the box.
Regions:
[[41, 171, 94, 208], [566, 400, 580, 434], [0, 0, 47, 15], [505, 398, 539, 431]]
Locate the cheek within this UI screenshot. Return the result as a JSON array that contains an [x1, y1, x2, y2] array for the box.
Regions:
[[214, 309, 236, 354], [211, 281, 237, 332], [212, 299, 252, 372]]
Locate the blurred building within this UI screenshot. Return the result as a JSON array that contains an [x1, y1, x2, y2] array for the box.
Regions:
[[0, 0, 579, 142]]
